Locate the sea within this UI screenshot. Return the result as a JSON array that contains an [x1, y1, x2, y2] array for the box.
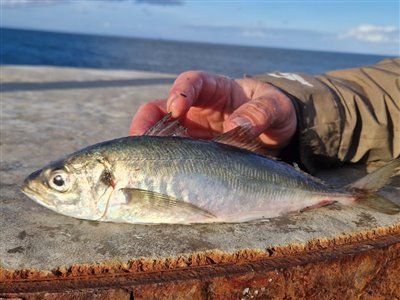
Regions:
[[1, 27, 391, 78]]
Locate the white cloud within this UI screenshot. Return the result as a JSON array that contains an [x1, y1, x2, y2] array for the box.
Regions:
[[2, 0, 183, 7], [339, 24, 399, 43], [2, 0, 66, 7]]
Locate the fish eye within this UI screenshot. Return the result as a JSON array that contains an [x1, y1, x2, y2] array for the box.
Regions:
[[48, 170, 70, 192], [53, 175, 64, 186]]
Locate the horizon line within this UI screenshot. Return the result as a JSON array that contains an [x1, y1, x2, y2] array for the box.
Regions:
[[1, 26, 394, 58]]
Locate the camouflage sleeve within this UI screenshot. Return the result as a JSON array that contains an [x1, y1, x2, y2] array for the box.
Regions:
[[253, 58, 400, 172]]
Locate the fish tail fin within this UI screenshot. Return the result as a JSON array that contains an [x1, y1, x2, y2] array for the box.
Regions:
[[347, 159, 400, 191], [347, 159, 400, 215], [354, 194, 400, 215]]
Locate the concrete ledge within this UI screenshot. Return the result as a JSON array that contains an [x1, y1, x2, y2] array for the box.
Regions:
[[1, 66, 399, 298], [1, 233, 399, 298]]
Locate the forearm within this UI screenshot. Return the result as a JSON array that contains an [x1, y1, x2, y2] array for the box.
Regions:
[[253, 58, 400, 172]]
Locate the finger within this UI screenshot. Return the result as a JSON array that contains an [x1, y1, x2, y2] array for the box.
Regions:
[[129, 100, 167, 136], [166, 71, 232, 118]]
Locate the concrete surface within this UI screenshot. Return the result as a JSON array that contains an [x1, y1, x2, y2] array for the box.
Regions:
[[0, 66, 399, 296]]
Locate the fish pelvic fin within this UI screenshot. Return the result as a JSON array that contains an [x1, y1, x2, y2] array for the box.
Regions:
[[348, 159, 400, 215], [122, 188, 216, 220], [347, 158, 400, 191]]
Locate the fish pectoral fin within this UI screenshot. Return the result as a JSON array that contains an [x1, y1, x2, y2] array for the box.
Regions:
[[121, 188, 216, 219]]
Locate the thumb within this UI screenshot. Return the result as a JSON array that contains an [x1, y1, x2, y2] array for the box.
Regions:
[[224, 97, 281, 137]]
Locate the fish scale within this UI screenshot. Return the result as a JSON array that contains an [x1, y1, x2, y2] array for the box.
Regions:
[[103, 137, 340, 213]]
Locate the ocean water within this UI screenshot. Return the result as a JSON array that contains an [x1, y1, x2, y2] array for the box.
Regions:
[[1, 27, 390, 78]]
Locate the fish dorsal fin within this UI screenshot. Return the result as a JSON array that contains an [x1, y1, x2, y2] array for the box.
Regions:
[[213, 124, 275, 157], [122, 188, 216, 219], [144, 113, 273, 157], [144, 112, 189, 137]]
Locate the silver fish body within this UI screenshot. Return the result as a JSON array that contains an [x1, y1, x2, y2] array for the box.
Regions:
[[22, 136, 358, 224]]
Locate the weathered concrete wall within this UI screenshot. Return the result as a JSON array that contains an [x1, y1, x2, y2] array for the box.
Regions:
[[1, 66, 399, 298]]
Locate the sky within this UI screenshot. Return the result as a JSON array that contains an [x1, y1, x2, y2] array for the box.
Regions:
[[1, 0, 399, 56]]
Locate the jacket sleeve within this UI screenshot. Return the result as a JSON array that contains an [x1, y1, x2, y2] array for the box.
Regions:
[[252, 58, 400, 172]]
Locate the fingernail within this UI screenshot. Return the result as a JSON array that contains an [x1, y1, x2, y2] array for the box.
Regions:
[[225, 116, 253, 132], [228, 116, 257, 135], [231, 116, 252, 127], [167, 94, 178, 113]]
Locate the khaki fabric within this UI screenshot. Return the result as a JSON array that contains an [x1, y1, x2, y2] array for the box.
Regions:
[[253, 58, 400, 172]]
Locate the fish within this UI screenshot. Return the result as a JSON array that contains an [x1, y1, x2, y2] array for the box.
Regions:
[[22, 114, 400, 224]]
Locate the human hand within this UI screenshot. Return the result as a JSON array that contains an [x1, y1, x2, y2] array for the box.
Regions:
[[129, 71, 297, 150]]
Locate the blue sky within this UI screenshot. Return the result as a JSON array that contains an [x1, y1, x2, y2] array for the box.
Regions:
[[1, 0, 399, 55]]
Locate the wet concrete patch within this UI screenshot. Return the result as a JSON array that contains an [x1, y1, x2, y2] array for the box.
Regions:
[[353, 212, 378, 228]]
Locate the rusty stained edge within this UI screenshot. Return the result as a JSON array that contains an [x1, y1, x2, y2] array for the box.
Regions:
[[1, 226, 400, 295]]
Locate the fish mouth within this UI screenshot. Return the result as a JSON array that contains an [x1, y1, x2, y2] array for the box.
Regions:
[[21, 183, 36, 197], [21, 181, 56, 209], [21, 169, 43, 197]]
